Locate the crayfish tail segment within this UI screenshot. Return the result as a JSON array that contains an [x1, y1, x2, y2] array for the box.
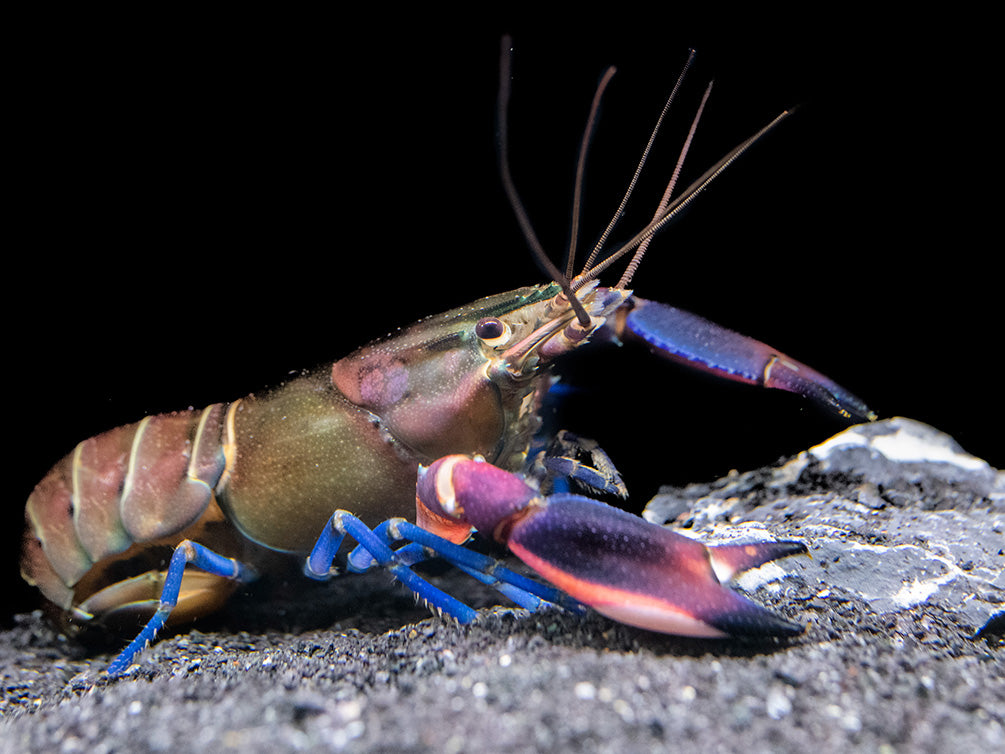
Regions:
[[620, 298, 876, 423], [75, 570, 240, 631], [501, 494, 804, 638]]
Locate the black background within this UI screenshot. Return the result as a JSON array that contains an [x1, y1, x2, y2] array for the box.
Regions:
[[7, 11, 999, 622]]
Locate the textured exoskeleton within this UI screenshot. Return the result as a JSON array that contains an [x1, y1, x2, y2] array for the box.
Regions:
[[416, 455, 810, 638], [21, 42, 875, 673]]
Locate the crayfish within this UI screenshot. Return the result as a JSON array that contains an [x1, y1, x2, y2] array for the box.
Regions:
[[21, 40, 874, 674]]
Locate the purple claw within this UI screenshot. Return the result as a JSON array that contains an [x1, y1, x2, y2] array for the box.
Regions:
[[419, 456, 806, 638], [505, 495, 805, 638], [620, 298, 876, 422]]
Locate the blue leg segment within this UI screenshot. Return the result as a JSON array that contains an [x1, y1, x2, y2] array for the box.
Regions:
[[304, 511, 583, 624], [110, 509, 583, 675], [390, 520, 585, 615], [107, 540, 254, 675], [305, 511, 477, 623]]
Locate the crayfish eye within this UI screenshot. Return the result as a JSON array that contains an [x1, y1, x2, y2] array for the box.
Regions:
[[475, 317, 511, 347]]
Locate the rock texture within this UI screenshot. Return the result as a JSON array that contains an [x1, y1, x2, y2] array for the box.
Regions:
[[1, 418, 1002, 752], [645, 417, 1004, 638]]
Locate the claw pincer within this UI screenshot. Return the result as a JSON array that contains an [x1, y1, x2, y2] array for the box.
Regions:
[[418, 455, 807, 638], [618, 299, 876, 422]]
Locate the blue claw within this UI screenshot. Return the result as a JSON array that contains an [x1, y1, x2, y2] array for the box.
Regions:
[[621, 298, 876, 422]]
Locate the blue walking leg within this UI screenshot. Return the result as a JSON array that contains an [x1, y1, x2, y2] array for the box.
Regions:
[[346, 521, 558, 611], [306, 511, 582, 620], [373, 520, 555, 612], [107, 540, 254, 675], [389, 520, 585, 615], [359, 517, 582, 613], [304, 511, 478, 623]]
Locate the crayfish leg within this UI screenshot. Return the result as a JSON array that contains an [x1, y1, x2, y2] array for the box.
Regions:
[[538, 430, 627, 497], [105, 540, 254, 675]]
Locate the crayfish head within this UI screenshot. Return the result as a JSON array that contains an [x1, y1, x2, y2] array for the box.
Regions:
[[329, 283, 628, 471], [494, 281, 631, 376]]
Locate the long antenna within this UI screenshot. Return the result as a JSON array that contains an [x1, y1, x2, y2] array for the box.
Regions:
[[581, 49, 696, 276], [616, 79, 713, 289], [564, 65, 617, 281], [497, 36, 591, 327], [574, 109, 792, 288]]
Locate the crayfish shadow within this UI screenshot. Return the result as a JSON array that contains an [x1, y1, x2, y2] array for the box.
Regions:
[[597, 613, 811, 660]]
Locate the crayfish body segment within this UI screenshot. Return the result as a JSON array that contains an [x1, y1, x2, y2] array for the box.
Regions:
[[20, 45, 875, 674]]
